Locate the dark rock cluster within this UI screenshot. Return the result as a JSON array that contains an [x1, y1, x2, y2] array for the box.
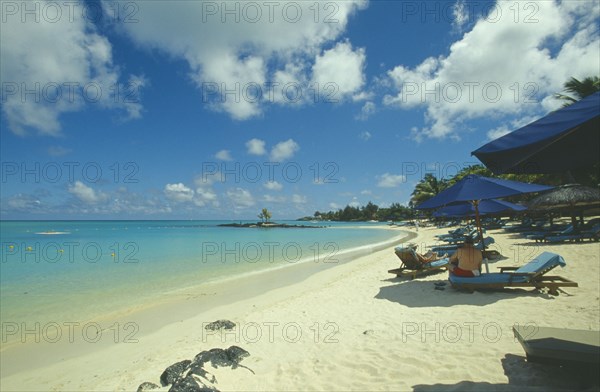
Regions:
[[136, 344, 251, 392], [204, 320, 236, 331]]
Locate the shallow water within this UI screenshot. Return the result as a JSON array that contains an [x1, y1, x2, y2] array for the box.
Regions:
[[0, 220, 404, 330]]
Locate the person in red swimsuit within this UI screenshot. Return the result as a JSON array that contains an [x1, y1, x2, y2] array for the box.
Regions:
[[448, 237, 482, 277]]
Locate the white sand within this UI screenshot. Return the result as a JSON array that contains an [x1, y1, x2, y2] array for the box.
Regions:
[[1, 225, 598, 391]]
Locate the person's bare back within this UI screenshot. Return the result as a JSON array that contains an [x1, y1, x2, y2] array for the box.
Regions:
[[453, 247, 482, 271], [448, 238, 483, 277]]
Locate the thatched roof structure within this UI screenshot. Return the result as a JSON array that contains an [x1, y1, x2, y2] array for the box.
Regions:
[[528, 184, 600, 210]]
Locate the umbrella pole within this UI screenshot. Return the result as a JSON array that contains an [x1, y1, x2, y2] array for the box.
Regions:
[[474, 201, 489, 274]]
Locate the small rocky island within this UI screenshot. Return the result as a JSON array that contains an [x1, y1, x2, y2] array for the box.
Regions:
[[218, 209, 324, 229], [218, 222, 323, 229]]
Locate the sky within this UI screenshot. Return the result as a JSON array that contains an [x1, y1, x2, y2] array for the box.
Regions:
[[1, 0, 599, 220]]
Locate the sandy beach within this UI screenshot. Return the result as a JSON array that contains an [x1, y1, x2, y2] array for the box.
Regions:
[[1, 224, 598, 391]]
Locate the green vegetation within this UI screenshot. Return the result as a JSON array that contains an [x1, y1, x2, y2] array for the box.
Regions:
[[258, 208, 272, 223], [554, 76, 600, 107], [305, 202, 414, 222]]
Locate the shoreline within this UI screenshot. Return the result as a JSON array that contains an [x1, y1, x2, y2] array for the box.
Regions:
[[0, 224, 405, 341], [0, 227, 416, 380], [3, 223, 597, 391]]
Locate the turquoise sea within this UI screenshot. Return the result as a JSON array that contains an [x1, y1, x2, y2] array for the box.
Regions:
[[1, 220, 406, 332]]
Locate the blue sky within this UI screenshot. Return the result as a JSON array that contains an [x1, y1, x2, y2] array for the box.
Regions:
[[1, 0, 598, 219]]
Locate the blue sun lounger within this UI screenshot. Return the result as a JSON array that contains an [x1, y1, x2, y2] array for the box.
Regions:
[[430, 237, 495, 253], [545, 224, 600, 243], [449, 252, 577, 295], [527, 225, 575, 242]]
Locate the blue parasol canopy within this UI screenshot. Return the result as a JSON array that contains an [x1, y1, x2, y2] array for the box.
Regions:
[[416, 175, 553, 210], [417, 175, 551, 253], [472, 92, 600, 174], [433, 199, 526, 218]]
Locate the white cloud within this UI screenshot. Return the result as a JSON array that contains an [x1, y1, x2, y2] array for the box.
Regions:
[[194, 187, 219, 207], [329, 202, 341, 210], [352, 91, 374, 102], [216, 150, 234, 161], [270, 139, 300, 161], [4, 186, 175, 217], [358, 131, 372, 141], [6, 194, 43, 211], [312, 40, 366, 100], [115, 1, 367, 119], [486, 125, 512, 141], [164, 183, 195, 203], [486, 115, 538, 140], [47, 146, 72, 157], [452, 0, 469, 30], [165, 182, 220, 207], [1, 4, 144, 136], [356, 101, 376, 120], [68, 181, 108, 204], [360, 190, 372, 195], [195, 172, 223, 187], [383, 0, 600, 141], [377, 173, 407, 188], [272, 61, 310, 106], [291, 194, 307, 204], [263, 194, 286, 203], [226, 188, 255, 209], [264, 181, 283, 191], [246, 138, 267, 155]]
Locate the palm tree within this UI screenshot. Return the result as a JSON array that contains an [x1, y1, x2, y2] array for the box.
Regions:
[[446, 164, 493, 187], [410, 174, 448, 207], [261, 208, 272, 223], [554, 76, 600, 107], [553, 76, 600, 186]]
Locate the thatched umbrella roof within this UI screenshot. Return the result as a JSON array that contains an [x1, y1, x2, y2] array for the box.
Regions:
[[528, 184, 600, 210]]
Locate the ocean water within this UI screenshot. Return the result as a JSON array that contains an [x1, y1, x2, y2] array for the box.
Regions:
[[0, 220, 405, 331]]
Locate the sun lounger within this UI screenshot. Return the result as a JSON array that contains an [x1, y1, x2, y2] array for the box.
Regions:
[[436, 227, 469, 240], [388, 247, 449, 279], [440, 229, 481, 244], [545, 224, 600, 243], [430, 237, 495, 253], [449, 252, 577, 295], [513, 326, 600, 366], [527, 225, 574, 242]]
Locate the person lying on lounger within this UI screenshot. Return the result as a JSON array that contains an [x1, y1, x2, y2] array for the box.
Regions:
[[419, 250, 447, 263], [448, 237, 482, 277]]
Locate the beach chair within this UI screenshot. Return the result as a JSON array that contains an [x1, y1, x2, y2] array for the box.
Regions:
[[388, 247, 449, 279], [527, 225, 574, 242], [545, 224, 600, 243], [440, 229, 481, 244], [513, 326, 600, 366], [430, 236, 495, 253], [436, 228, 466, 240], [449, 252, 577, 295]]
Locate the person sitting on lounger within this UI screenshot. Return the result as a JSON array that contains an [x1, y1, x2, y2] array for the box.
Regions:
[[448, 237, 482, 277]]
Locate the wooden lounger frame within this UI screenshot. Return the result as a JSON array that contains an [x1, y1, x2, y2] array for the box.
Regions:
[[451, 265, 578, 295]]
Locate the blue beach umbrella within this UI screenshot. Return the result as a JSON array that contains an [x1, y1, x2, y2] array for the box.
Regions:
[[433, 199, 526, 218], [472, 92, 600, 174], [417, 175, 552, 250]]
